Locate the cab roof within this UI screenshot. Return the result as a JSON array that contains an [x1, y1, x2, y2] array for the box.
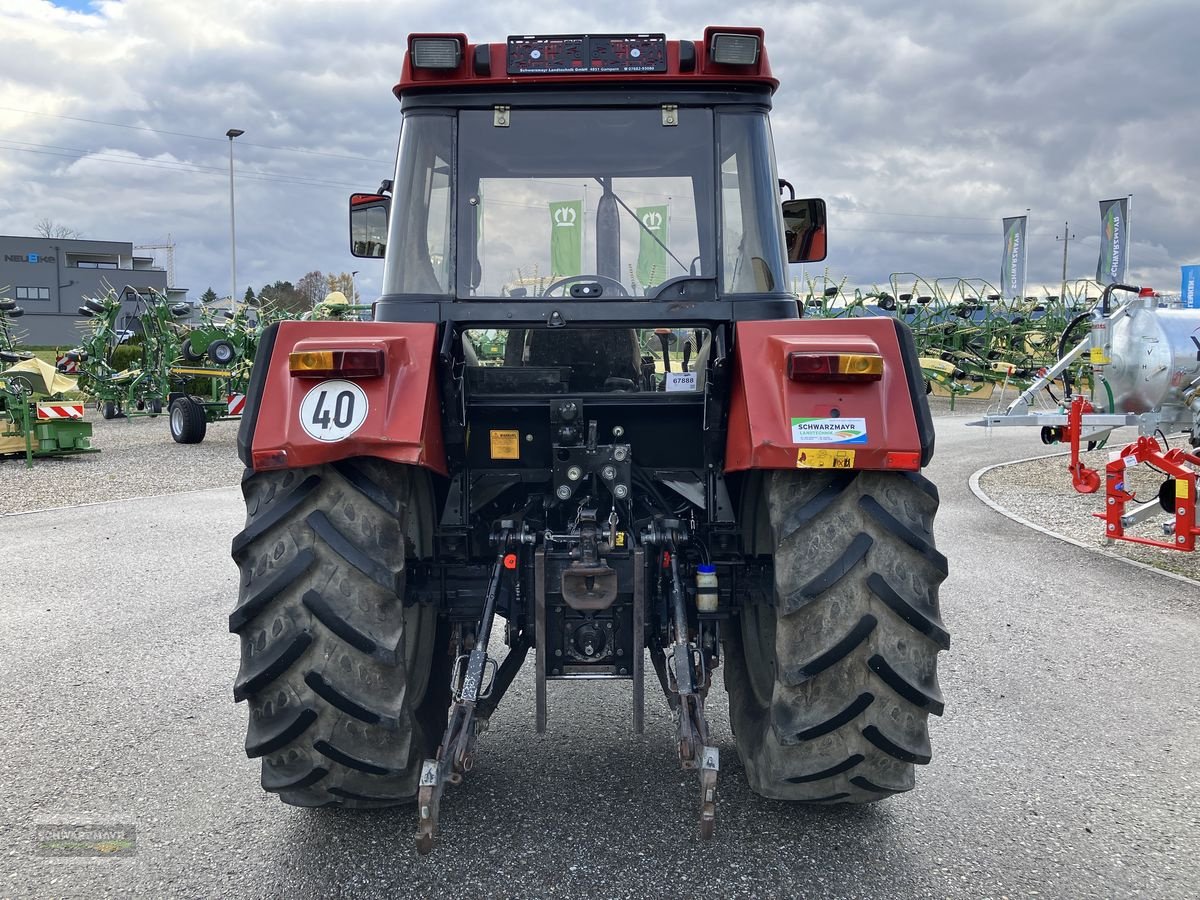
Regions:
[[394, 27, 777, 98]]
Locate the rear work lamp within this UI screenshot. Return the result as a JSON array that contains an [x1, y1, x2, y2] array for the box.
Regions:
[[289, 349, 385, 378], [411, 37, 462, 69], [788, 352, 884, 383], [709, 32, 760, 65]]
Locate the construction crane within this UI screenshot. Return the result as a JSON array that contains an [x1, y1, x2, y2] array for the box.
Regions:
[[134, 235, 176, 287]]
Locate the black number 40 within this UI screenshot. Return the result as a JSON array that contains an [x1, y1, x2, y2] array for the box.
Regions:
[[311, 389, 356, 429]]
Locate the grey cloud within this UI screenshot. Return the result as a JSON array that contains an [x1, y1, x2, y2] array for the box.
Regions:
[[0, 0, 1195, 300]]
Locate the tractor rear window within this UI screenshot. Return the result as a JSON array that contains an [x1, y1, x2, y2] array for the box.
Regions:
[[382, 106, 789, 300], [456, 108, 716, 299], [462, 327, 711, 394]]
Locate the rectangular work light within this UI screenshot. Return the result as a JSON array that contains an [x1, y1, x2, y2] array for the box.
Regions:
[[411, 37, 462, 69], [709, 32, 760, 65]]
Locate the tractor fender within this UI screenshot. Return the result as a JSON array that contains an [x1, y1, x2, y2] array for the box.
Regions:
[[237, 320, 446, 474], [725, 317, 934, 472]]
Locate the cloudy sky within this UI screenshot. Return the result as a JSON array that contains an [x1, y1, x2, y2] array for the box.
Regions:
[[1, 0, 1196, 301]]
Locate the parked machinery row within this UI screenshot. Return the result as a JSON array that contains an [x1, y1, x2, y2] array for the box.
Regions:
[[799, 278, 1109, 402], [976, 283, 1200, 551]]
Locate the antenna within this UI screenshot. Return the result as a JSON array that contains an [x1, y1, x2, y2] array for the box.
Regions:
[[1055, 222, 1075, 303]]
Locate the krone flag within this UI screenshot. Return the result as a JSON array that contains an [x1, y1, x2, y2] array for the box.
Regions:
[[549, 200, 582, 278], [636, 205, 669, 287], [1001, 216, 1027, 299], [1095, 197, 1130, 285]]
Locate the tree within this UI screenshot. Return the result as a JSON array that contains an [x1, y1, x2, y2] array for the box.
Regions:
[[296, 270, 326, 308], [35, 218, 81, 240], [258, 280, 308, 315], [244, 286, 257, 304], [199, 287, 219, 305], [325, 271, 360, 304]]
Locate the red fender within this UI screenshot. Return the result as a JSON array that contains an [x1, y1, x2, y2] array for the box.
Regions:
[[242, 320, 446, 474], [725, 318, 930, 472]]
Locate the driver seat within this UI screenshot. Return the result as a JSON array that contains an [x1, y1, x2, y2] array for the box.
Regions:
[[505, 328, 643, 391]]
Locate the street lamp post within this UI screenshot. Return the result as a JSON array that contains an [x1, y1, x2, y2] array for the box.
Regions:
[[226, 128, 245, 309]]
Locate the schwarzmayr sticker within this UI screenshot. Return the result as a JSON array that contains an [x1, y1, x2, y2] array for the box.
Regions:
[[791, 417, 868, 445]]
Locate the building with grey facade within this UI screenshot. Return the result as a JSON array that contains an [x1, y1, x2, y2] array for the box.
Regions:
[[0, 235, 188, 347]]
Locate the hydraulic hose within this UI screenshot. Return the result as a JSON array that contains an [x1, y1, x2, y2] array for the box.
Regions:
[[1057, 311, 1092, 398]]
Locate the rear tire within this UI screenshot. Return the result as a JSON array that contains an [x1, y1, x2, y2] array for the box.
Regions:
[[181, 338, 203, 363], [725, 469, 949, 803], [230, 459, 449, 806], [169, 396, 207, 443]]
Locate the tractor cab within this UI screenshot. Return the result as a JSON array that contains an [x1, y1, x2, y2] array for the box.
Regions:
[[347, 31, 830, 500], [350, 29, 825, 323]]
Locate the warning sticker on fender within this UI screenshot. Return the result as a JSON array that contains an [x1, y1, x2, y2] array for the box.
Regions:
[[796, 448, 856, 469], [791, 417, 867, 445], [299, 379, 368, 442]]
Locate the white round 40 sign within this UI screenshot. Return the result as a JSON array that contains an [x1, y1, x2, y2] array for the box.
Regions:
[[299, 379, 369, 442]]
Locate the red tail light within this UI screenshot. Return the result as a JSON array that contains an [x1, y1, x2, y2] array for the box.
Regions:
[[289, 349, 385, 378], [252, 449, 289, 470], [787, 351, 884, 382]]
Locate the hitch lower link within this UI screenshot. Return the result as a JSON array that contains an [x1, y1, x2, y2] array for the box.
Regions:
[[662, 540, 720, 839], [416, 528, 517, 855]]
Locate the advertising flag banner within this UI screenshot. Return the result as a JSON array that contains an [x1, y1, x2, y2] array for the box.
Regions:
[[549, 200, 582, 277], [1182, 265, 1200, 309], [1001, 216, 1027, 298], [1095, 197, 1130, 285], [635, 205, 669, 287]]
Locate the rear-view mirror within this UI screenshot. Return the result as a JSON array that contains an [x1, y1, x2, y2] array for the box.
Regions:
[[782, 198, 827, 263], [350, 193, 390, 259]]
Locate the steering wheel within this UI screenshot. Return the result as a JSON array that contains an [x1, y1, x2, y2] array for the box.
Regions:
[[542, 274, 629, 298], [4, 374, 34, 396]]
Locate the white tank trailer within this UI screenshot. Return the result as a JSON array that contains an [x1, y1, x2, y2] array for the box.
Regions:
[[975, 283, 1200, 443], [1106, 305, 1200, 427]]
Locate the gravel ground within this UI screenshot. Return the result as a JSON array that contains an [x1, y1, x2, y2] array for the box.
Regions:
[[6, 394, 1196, 589], [921, 393, 1200, 584], [0, 412, 243, 516], [978, 433, 1200, 583], [880, 393, 1195, 579]]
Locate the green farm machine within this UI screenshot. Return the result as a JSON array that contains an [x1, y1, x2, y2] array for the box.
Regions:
[[180, 296, 271, 367], [0, 358, 95, 467], [1, 294, 34, 365], [68, 287, 191, 419], [167, 298, 291, 444]]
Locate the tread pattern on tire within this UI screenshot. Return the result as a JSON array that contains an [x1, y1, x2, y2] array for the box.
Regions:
[[725, 469, 949, 803], [231, 458, 446, 807], [170, 397, 207, 444]]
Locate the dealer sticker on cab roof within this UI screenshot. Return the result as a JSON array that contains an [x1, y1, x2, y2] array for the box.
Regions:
[[791, 417, 867, 445]]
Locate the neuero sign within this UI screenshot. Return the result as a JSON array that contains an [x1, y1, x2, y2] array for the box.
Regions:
[[4, 253, 57, 263]]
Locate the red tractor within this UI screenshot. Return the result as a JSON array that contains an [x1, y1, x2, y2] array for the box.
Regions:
[[230, 28, 946, 852]]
